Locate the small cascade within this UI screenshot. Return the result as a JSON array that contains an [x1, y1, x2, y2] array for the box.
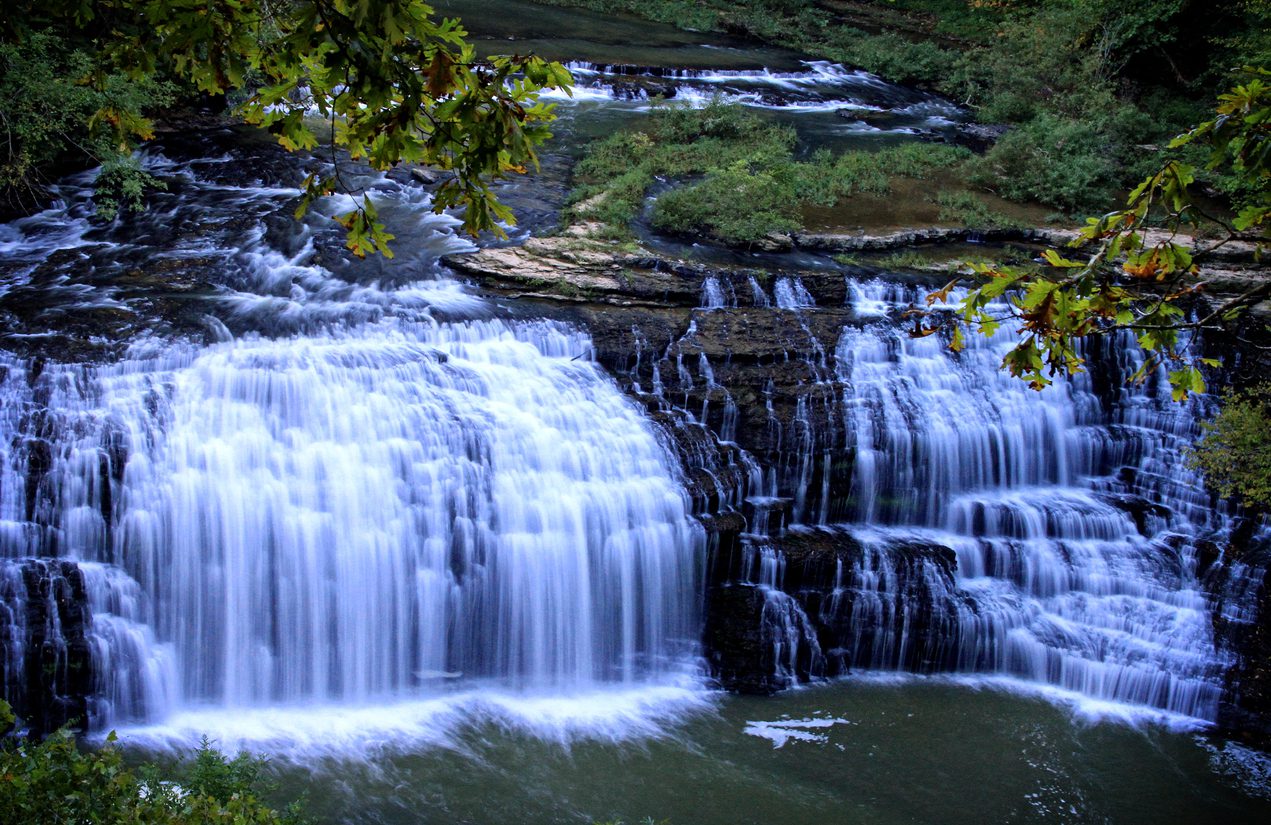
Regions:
[[744, 544, 824, 686], [773, 277, 815, 309], [0, 558, 173, 732], [699, 276, 730, 309], [556, 60, 962, 118], [747, 276, 771, 308], [540, 59, 966, 140]]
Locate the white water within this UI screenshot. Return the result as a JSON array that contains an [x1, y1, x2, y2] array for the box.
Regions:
[[0, 154, 705, 743], [540, 59, 963, 136], [732, 277, 1236, 721], [0, 137, 1256, 753]]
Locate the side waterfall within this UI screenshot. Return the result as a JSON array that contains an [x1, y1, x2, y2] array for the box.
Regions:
[[666, 276, 1243, 721]]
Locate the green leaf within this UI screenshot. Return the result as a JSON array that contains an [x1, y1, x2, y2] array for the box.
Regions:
[[1168, 366, 1206, 401]]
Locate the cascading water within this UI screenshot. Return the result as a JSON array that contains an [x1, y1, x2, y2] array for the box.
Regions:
[[0, 144, 703, 739], [556, 60, 963, 127], [727, 277, 1236, 721], [0, 52, 1258, 751]]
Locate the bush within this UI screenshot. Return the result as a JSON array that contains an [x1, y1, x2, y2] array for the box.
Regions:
[[1189, 383, 1271, 514], [572, 103, 980, 244], [0, 32, 173, 215], [568, 101, 797, 235], [969, 114, 1119, 215], [0, 701, 305, 825], [651, 160, 801, 245], [94, 156, 168, 221], [823, 30, 961, 90], [545, 0, 1266, 219]]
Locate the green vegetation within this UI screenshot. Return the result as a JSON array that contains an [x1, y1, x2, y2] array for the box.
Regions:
[[934, 192, 1021, 230], [543, 0, 1270, 216], [922, 72, 1270, 399], [0, 700, 304, 824], [1189, 383, 1271, 513], [651, 161, 802, 245], [876, 250, 940, 270], [0, 31, 174, 217], [2, 1, 573, 249], [570, 102, 976, 245], [568, 101, 795, 233]]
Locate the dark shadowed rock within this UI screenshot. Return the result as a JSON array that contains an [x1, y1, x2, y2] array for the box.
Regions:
[[704, 584, 788, 694]]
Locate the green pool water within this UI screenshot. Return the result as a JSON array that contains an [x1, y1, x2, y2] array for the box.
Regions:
[[236, 679, 1269, 825]]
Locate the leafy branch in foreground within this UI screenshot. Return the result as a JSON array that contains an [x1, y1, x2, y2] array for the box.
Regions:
[[915, 69, 1270, 400], [3, 1, 573, 254]]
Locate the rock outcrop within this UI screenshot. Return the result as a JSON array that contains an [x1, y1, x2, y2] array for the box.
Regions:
[[0, 559, 94, 735]]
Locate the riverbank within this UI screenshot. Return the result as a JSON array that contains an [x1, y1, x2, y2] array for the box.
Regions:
[[446, 219, 1271, 315], [530, 0, 1269, 219]]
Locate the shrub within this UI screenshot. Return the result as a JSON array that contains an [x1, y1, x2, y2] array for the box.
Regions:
[[651, 160, 800, 245], [94, 156, 168, 221], [571, 103, 981, 244], [1189, 383, 1271, 514], [0, 32, 173, 215], [0, 700, 305, 824], [968, 114, 1118, 215], [823, 30, 961, 90]]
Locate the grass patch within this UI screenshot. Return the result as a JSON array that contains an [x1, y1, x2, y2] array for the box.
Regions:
[[570, 102, 975, 245], [876, 250, 939, 270], [934, 191, 1024, 230]]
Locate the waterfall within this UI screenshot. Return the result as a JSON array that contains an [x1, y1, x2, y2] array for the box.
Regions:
[[0, 322, 701, 716], [0, 149, 704, 735], [699, 276, 729, 309], [773, 277, 815, 309], [729, 276, 1233, 720], [0, 136, 1256, 739], [554, 60, 962, 119]]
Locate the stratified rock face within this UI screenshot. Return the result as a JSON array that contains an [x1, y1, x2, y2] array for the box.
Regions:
[[705, 527, 967, 692], [0, 559, 93, 735], [1232, 564, 1271, 741], [703, 583, 784, 694], [559, 267, 871, 530], [1208, 521, 1271, 745]]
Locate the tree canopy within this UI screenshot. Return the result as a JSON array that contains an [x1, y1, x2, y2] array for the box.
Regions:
[[919, 70, 1270, 401], [1, 1, 573, 252]]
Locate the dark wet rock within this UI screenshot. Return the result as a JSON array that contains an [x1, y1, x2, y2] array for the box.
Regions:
[[703, 527, 968, 690], [1212, 528, 1271, 747], [409, 166, 441, 185], [608, 82, 647, 100], [1096, 492, 1172, 534], [0, 559, 94, 736], [794, 226, 1058, 252], [952, 122, 1010, 153], [837, 108, 913, 133], [704, 584, 788, 694], [0, 249, 226, 362]]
